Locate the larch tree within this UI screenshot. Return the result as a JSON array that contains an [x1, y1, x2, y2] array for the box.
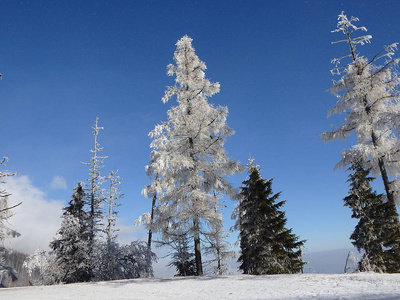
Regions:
[[235, 159, 305, 275], [82, 117, 107, 265], [321, 12, 400, 207], [103, 170, 123, 280], [203, 193, 234, 275], [139, 170, 160, 277], [143, 35, 242, 276], [105, 171, 122, 244]]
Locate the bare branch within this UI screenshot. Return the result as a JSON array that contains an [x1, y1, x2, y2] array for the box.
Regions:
[[0, 202, 22, 213]]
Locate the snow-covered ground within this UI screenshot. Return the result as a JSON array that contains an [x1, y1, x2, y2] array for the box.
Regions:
[[2, 273, 400, 300]]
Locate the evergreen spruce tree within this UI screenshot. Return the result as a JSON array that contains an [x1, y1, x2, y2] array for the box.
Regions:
[[236, 159, 305, 275], [344, 163, 386, 271], [379, 202, 400, 272], [50, 183, 92, 283], [344, 163, 400, 272]]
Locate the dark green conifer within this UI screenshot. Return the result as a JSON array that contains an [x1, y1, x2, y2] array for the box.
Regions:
[[50, 183, 92, 283], [344, 163, 400, 272], [167, 232, 196, 277], [237, 159, 305, 275]]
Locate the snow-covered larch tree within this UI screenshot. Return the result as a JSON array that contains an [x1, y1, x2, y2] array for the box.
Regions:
[[105, 170, 122, 247], [82, 118, 107, 259], [203, 192, 234, 275], [321, 12, 400, 207], [138, 170, 159, 277], [103, 170, 123, 280], [143, 35, 242, 276]]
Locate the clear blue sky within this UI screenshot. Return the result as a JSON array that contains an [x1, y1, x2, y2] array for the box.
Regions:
[[2, 0, 400, 255]]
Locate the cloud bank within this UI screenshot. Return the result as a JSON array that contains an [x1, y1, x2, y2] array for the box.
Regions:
[[3, 175, 64, 254], [2, 176, 146, 256]]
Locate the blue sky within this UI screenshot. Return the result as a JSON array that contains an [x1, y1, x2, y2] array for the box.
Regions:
[[2, 0, 400, 258]]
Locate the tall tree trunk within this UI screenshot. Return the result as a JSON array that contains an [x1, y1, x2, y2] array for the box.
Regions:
[[377, 158, 395, 204], [193, 217, 203, 276], [216, 245, 222, 275], [88, 192, 95, 280], [146, 193, 157, 277], [370, 127, 395, 205]]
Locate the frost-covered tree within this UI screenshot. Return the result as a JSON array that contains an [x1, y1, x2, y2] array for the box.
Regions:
[[141, 172, 159, 277], [235, 159, 305, 275], [105, 171, 122, 245], [50, 183, 92, 283], [344, 251, 360, 273], [102, 170, 123, 280], [203, 226, 233, 275], [344, 163, 400, 272], [82, 118, 107, 267], [0, 157, 20, 242], [203, 193, 234, 275], [23, 249, 55, 285], [118, 242, 154, 279], [344, 163, 387, 271], [143, 35, 242, 276], [0, 157, 20, 284], [164, 231, 196, 277], [94, 240, 155, 281], [321, 12, 400, 207]]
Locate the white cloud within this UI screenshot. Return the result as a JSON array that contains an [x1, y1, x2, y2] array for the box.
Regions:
[[50, 176, 67, 190], [3, 175, 64, 254]]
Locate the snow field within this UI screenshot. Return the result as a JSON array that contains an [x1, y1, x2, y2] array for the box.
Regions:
[[2, 273, 400, 300]]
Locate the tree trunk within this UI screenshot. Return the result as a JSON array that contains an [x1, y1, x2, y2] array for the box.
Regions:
[[370, 129, 395, 205], [217, 246, 222, 275], [146, 193, 157, 277], [193, 217, 203, 276], [377, 158, 395, 204]]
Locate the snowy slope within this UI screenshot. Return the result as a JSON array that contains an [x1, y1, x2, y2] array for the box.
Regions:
[[2, 273, 400, 300]]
